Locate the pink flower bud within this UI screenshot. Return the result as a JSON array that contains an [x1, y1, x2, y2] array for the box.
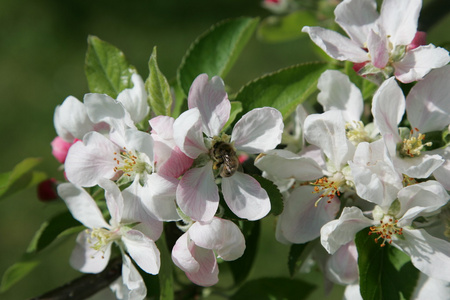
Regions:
[[407, 31, 427, 51], [51, 136, 79, 163]]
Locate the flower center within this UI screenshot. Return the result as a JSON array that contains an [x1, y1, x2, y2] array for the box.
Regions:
[[345, 121, 371, 145], [399, 128, 432, 158], [86, 228, 120, 258], [369, 215, 403, 247], [311, 172, 345, 206], [113, 147, 150, 178]]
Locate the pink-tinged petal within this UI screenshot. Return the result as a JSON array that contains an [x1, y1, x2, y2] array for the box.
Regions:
[[57, 183, 109, 229], [320, 207, 374, 254], [54, 96, 94, 142], [64, 132, 119, 187], [188, 74, 230, 137], [70, 230, 111, 273], [406, 65, 450, 132], [176, 163, 219, 222], [393, 153, 444, 179], [98, 179, 124, 226], [367, 29, 389, 69], [278, 186, 340, 244], [221, 172, 270, 221], [150, 115, 175, 139], [51, 136, 74, 163], [231, 107, 283, 154], [185, 245, 218, 287], [117, 74, 149, 123], [326, 241, 358, 285], [372, 77, 404, 141], [379, 0, 421, 46], [255, 149, 324, 182], [124, 175, 180, 222], [302, 26, 369, 62], [349, 140, 403, 209], [172, 233, 200, 273], [397, 181, 449, 226], [408, 31, 427, 51], [112, 254, 147, 300], [122, 230, 161, 274], [157, 145, 194, 179], [189, 218, 245, 261], [393, 229, 450, 282], [317, 70, 364, 121], [393, 45, 450, 83], [304, 110, 354, 171], [173, 108, 209, 159], [334, 0, 378, 46]]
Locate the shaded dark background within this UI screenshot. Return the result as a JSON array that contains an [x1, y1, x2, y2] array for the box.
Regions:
[[0, 0, 448, 299]]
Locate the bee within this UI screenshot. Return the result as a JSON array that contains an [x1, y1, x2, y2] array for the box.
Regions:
[[211, 141, 240, 178]]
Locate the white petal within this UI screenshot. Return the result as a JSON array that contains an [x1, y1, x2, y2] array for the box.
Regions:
[[231, 107, 283, 154], [411, 272, 450, 300], [70, 231, 111, 273], [304, 110, 354, 171], [189, 217, 245, 261], [393, 228, 450, 282], [117, 74, 149, 123], [406, 65, 450, 133], [367, 29, 389, 69], [394, 153, 444, 179], [113, 254, 147, 300], [187, 74, 230, 137], [379, 0, 421, 46], [222, 172, 270, 221], [397, 181, 449, 225], [149, 115, 174, 140], [371, 77, 404, 141], [123, 230, 160, 274], [57, 183, 109, 229], [278, 186, 340, 244], [334, 0, 378, 46], [172, 233, 199, 273], [64, 132, 119, 187], [98, 179, 124, 225], [321, 207, 373, 254], [54, 96, 94, 142], [176, 163, 219, 222], [173, 108, 209, 158], [394, 45, 450, 83], [343, 284, 363, 300], [326, 241, 359, 285], [254, 149, 324, 182], [302, 26, 368, 62], [123, 129, 154, 164], [84, 93, 134, 130], [317, 70, 363, 122]]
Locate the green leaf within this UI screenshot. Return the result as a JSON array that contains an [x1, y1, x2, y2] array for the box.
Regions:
[[287, 240, 318, 277], [0, 158, 46, 201], [146, 47, 173, 117], [355, 228, 420, 300], [257, 11, 317, 43], [85, 35, 137, 98], [223, 101, 243, 132], [234, 62, 332, 120], [228, 220, 260, 285], [231, 277, 315, 300], [0, 259, 40, 293], [156, 232, 174, 300], [253, 175, 283, 216], [177, 17, 259, 96]]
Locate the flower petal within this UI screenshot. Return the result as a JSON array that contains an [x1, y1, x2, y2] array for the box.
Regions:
[[188, 74, 230, 137], [110, 254, 147, 300], [277, 186, 340, 244], [54, 96, 94, 142], [393, 228, 450, 282], [321, 207, 373, 254], [231, 107, 283, 154], [222, 172, 271, 221], [317, 70, 363, 122], [326, 241, 359, 285], [70, 230, 111, 273], [117, 74, 149, 123], [57, 183, 109, 229], [176, 163, 219, 222], [302, 26, 368, 62], [367, 28, 389, 69], [123, 230, 161, 275], [173, 108, 209, 158], [189, 217, 245, 261]]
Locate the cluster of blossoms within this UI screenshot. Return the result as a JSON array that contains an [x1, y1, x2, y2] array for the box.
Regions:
[[52, 73, 283, 298]]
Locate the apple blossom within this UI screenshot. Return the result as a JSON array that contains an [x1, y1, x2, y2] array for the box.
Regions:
[[173, 74, 283, 222], [302, 0, 450, 83]]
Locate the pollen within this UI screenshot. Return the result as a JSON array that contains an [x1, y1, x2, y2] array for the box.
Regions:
[[368, 215, 403, 247], [311, 172, 345, 206], [400, 128, 432, 158], [345, 121, 371, 145], [113, 147, 148, 177], [86, 228, 120, 258]]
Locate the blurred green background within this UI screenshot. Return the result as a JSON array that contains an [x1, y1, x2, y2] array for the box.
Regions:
[[0, 0, 448, 299]]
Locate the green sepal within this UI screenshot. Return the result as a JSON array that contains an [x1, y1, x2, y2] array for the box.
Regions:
[[85, 35, 137, 98], [230, 277, 315, 300], [146, 46, 173, 117], [177, 17, 259, 96], [0, 158, 46, 201], [355, 228, 420, 300]]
